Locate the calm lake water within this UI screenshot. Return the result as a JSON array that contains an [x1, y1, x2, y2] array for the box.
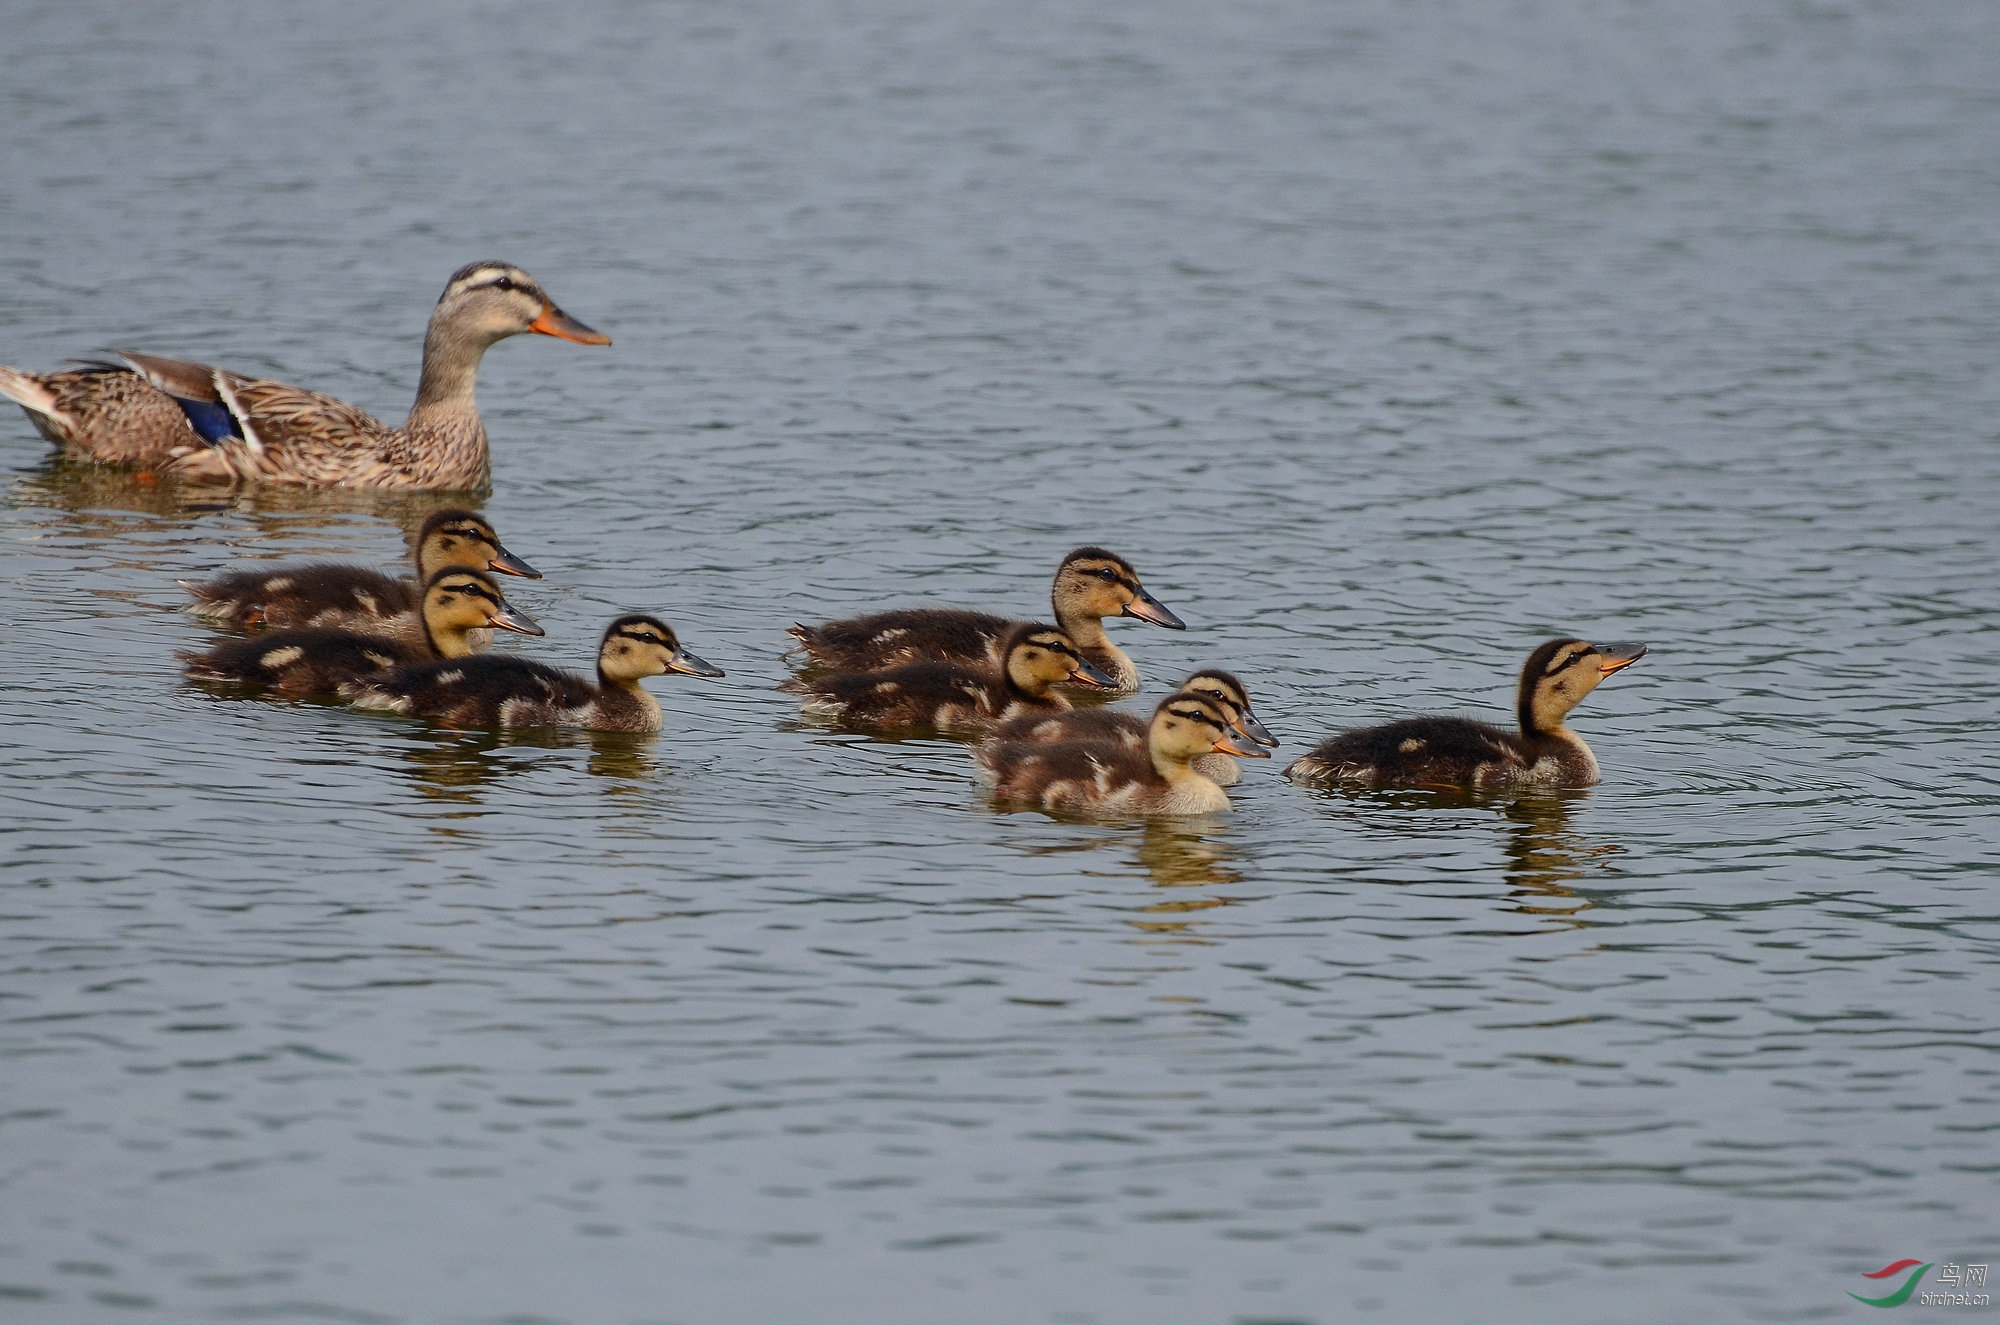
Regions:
[[4, 1, 1998, 1321]]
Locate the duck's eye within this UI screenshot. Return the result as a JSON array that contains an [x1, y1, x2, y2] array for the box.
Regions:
[[1095, 569, 1117, 582], [492, 276, 516, 292]]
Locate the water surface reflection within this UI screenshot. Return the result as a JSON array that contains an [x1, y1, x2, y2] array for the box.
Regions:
[[397, 725, 662, 799]]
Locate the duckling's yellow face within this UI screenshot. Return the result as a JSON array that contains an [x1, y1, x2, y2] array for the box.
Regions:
[[436, 263, 610, 347], [420, 569, 542, 652], [1522, 639, 1647, 732], [1052, 557, 1141, 623], [424, 570, 509, 634], [1004, 629, 1093, 694], [1150, 693, 1252, 765], [600, 621, 679, 683], [598, 615, 725, 685], [417, 518, 501, 580]]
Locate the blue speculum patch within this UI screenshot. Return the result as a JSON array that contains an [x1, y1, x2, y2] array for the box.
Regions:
[[174, 396, 241, 443]]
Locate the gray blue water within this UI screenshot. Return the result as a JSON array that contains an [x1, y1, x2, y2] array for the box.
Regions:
[[3, 1, 1998, 1320]]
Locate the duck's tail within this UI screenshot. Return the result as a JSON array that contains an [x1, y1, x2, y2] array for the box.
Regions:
[[0, 367, 66, 430]]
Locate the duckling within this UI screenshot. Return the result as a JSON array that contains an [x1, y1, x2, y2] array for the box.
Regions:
[[345, 615, 724, 733], [978, 691, 1271, 816], [780, 623, 1117, 734], [985, 668, 1279, 786], [182, 508, 540, 641], [786, 546, 1184, 693], [179, 566, 542, 699], [1284, 638, 1647, 789]]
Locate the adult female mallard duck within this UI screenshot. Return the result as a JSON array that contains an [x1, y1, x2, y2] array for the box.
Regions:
[[1284, 638, 1646, 789], [780, 623, 1117, 734], [183, 508, 540, 642], [180, 566, 542, 698], [345, 615, 724, 733], [978, 690, 1270, 816], [0, 262, 607, 489], [786, 547, 1183, 693], [985, 667, 1279, 785]]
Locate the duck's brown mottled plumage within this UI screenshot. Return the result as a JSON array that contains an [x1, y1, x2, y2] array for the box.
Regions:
[[179, 567, 542, 699], [978, 691, 1268, 816], [182, 508, 539, 641], [781, 623, 1116, 734], [1284, 638, 1646, 789], [786, 547, 1184, 694], [0, 361, 198, 466], [2, 262, 608, 489], [346, 615, 724, 733]]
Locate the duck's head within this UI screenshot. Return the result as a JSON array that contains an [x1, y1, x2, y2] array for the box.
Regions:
[[421, 565, 544, 655], [1150, 690, 1272, 765], [1052, 547, 1185, 630], [1178, 668, 1278, 747], [433, 261, 611, 349], [414, 508, 541, 580], [1517, 638, 1647, 735], [1002, 623, 1118, 696], [598, 615, 725, 685]]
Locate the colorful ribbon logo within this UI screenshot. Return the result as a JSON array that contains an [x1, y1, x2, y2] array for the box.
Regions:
[[1849, 1260, 1932, 1308]]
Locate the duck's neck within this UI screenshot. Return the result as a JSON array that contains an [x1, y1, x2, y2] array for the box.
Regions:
[[594, 669, 664, 733], [421, 617, 478, 661], [1054, 604, 1108, 652], [1148, 751, 1229, 812], [409, 318, 500, 425], [1148, 749, 1201, 787], [403, 324, 495, 487]]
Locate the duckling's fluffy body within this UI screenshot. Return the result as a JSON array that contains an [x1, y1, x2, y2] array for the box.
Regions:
[[183, 509, 538, 641], [980, 738, 1230, 814], [781, 624, 1111, 734], [181, 629, 430, 700], [792, 607, 1016, 674], [979, 691, 1264, 816], [1286, 715, 1588, 788], [188, 562, 421, 635], [180, 567, 539, 699], [787, 547, 1182, 694], [787, 660, 1061, 734], [1285, 638, 1646, 789], [347, 615, 722, 733], [990, 707, 1254, 786], [987, 668, 1277, 786], [353, 656, 656, 732]]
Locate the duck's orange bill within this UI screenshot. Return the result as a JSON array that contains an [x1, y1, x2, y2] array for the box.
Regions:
[[1212, 733, 1272, 759], [529, 304, 612, 346], [1596, 642, 1647, 675]]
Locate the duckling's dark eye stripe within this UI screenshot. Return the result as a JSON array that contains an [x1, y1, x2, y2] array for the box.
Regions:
[[442, 580, 501, 604], [1168, 706, 1221, 726], [1544, 650, 1584, 675]]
